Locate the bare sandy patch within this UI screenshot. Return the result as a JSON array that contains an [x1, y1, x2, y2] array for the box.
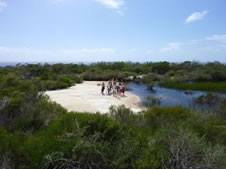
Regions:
[[45, 81, 143, 113]]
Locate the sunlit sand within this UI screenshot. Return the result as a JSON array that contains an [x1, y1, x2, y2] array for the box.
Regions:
[[45, 81, 143, 113]]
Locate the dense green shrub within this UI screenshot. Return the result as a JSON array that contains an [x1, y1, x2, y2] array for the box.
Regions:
[[1, 105, 226, 169], [142, 96, 161, 108], [163, 129, 226, 169], [109, 105, 135, 124], [142, 73, 161, 83], [143, 106, 190, 129], [81, 70, 133, 81], [207, 125, 226, 145]]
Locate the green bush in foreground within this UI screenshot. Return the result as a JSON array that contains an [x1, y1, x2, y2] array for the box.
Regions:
[[1, 105, 226, 169]]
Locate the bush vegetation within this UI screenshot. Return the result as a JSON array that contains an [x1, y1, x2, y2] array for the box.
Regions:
[[142, 96, 161, 108], [1, 62, 226, 168], [2, 61, 226, 91], [1, 105, 226, 168]]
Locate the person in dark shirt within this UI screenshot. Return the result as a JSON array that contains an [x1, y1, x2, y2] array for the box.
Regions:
[[101, 82, 105, 95]]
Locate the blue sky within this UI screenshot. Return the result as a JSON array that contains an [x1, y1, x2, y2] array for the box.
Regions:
[[0, 0, 226, 62]]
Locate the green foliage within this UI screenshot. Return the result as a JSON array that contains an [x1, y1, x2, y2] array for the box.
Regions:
[[0, 83, 66, 132], [81, 70, 133, 81], [208, 125, 226, 145], [109, 105, 135, 124], [2, 61, 226, 91], [163, 129, 226, 169], [12, 95, 66, 133], [143, 106, 190, 129], [218, 99, 226, 122], [1, 105, 226, 168], [142, 96, 161, 108], [1, 62, 226, 168], [193, 92, 222, 112], [151, 62, 170, 75], [142, 73, 161, 83]]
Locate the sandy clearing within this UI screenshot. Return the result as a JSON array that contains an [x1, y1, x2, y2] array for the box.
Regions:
[[45, 81, 144, 113]]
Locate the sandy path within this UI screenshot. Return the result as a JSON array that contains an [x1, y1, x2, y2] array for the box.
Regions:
[[45, 81, 143, 113]]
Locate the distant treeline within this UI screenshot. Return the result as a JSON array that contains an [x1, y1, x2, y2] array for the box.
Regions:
[[1, 61, 226, 91], [1, 61, 226, 81]]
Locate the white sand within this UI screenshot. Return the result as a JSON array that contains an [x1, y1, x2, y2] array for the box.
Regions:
[[45, 81, 143, 114]]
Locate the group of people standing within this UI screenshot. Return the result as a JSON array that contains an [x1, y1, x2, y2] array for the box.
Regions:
[[100, 80, 126, 97]]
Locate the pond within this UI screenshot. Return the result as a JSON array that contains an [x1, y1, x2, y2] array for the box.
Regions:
[[127, 82, 226, 107]]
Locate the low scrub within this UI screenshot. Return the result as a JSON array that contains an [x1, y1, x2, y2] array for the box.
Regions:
[[81, 70, 134, 81], [142, 96, 161, 108], [1, 105, 226, 168]]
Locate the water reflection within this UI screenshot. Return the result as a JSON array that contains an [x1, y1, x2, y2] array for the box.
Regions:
[[127, 82, 226, 107]]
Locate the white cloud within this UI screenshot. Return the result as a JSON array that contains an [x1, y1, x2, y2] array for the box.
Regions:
[[185, 10, 208, 23], [95, 0, 124, 9], [161, 42, 182, 52], [116, 10, 125, 16], [95, 0, 125, 15], [206, 34, 226, 44], [49, 0, 125, 15], [0, 0, 7, 12]]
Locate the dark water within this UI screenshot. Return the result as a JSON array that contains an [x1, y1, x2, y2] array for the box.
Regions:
[[127, 82, 226, 107]]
